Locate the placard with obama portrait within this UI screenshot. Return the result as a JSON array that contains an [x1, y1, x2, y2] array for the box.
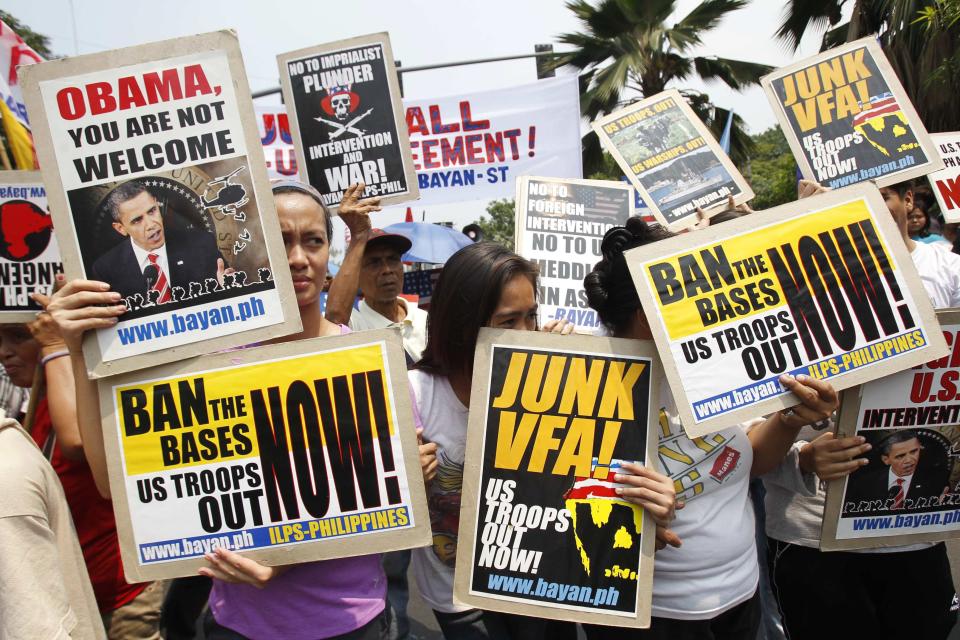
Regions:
[[454, 329, 658, 627], [822, 310, 960, 550], [0, 170, 62, 321], [20, 31, 300, 378], [761, 37, 941, 191], [277, 32, 418, 212], [624, 184, 947, 438], [97, 329, 430, 582]]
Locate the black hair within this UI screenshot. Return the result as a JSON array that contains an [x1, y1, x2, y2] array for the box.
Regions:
[[272, 185, 333, 240], [584, 217, 674, 335], [708, 208, 744, 225], [104, 180, 151, 222], [887, 180, 914, 198], [415, 242, 539, 377], [879, 429, 920, 456]]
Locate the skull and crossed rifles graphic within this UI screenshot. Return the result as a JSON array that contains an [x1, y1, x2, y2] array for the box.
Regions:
[[315, 107, 374, 139]]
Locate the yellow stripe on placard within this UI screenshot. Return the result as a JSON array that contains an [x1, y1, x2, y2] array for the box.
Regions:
[[642, 200, 896, 341], [115, 344, 391, 476]]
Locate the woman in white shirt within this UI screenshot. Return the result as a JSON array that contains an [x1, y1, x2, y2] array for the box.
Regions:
[[408, 242, 674, 639], [581, 218, 838, 640]]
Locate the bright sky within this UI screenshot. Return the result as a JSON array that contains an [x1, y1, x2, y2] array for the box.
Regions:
[[5, 0, 838, 240]]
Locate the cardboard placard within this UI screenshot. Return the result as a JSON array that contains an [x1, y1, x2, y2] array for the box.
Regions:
[[929, 133, 960, 224], [98, 329, 430, 581], [277, 32, 418, 212], [514, 176, 632, 333], [591, 89, 753, 232], [20, 31, 300, 378], [454, 329, 657, 627], [0, 170, 61, 321], [761, 37, 942, 190], [624, 184, 946, 437], [822, 310, 960, 550]]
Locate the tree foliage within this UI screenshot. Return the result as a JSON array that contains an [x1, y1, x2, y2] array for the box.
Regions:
[[553, 0, 772, 174], [747, 126, 797, 210], [0, 11, 53, 57], [473, 199, 516, 250]]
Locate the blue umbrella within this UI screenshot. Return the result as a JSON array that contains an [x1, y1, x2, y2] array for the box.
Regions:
[[383, 222, 473, 264]]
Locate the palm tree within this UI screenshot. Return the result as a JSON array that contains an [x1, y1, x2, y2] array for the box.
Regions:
[[775, 0, 960, 131], [553, 0, 773, 174]]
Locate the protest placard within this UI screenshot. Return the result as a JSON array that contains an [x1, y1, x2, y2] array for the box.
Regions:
[[407, 76, 582, 206], [455, 329, 657, 627], [822, 310, 960, 550], [761, 37, 941, 190], [515, 177, 631, 332], [624, 184, 946, 437], [592, 89, 752, 232], [255, 105, 298, 179], [278, 33, 417, 212], [0, 171, 61, 320], [98, 329, 429, 581], [20, 31, 300, 378], [930, 133, 960, 224]]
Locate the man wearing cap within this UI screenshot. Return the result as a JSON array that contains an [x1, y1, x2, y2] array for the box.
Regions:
[[326, 183, 428, 364]]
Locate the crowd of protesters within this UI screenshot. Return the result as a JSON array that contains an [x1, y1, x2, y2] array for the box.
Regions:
[[2, 171, 959, 640]]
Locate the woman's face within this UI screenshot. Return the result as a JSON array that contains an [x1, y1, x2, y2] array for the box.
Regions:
[[0, 325, 39, 388], [907, 208, 927, 235], [275, 193, 329, 308], [487, 274, 538, 331]]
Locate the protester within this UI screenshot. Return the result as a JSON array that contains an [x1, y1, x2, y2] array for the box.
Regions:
[[0, 317, 162, 639], [907, 200, 949, 248], [762, 179, 959, 640], [408, 242, 576, 639], [323, 182, 428, 640], [326, 182, 427, 365], [580, 217, 837, 640], [44, 179, 437, 640], [0, 408, 105, 639]]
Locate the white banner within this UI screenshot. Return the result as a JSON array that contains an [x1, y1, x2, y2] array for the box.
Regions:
[[256, 75, 582, 206], [254, 105, 299, 180], [405, 76, 582, 205]]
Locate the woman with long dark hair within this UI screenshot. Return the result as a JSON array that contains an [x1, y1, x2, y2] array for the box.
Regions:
[[581, 218, 838, 640]]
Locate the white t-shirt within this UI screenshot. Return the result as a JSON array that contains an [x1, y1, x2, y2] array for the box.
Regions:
[[350, 298, 428, 363], [652, 386, 758, 620], [911, 241, 960, 308], [407, 369, 469, 613]]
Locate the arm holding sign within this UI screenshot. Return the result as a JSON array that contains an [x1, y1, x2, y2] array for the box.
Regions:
[[800, 432, 871, 481], [44, 278, 128, 498], [748, 374, 839, 477], [26, 296, 83, 461], [613, 462, 682, 549], [324, 182, 379, 326]]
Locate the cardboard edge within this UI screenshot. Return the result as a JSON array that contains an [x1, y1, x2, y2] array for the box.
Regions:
[[276, 33, 419, 214], [624, 183, 948, 438], [591, 89, 751, 232], [820, 309, 960, 550], [20, 31, 302, 378], [98, 329, 430, 581], [452, 329, 657, 627], [760, 37, 943, 189]]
